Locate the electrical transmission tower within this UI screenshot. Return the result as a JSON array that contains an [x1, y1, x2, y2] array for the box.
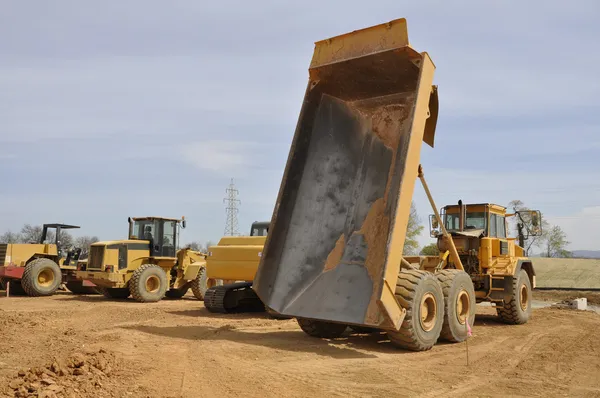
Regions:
[[223, 178, 241, 236]]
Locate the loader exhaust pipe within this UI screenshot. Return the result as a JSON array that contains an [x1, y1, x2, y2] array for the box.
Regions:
[[458, 200, 467, 232]]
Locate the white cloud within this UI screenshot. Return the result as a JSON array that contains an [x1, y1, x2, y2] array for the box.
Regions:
[[180, 141, 254, 174]]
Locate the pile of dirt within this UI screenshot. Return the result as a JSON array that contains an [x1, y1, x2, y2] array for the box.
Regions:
[[2, 350, 122, 398]]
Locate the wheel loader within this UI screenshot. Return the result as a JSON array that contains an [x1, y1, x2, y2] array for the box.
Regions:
[[203, 221, 274, 313], [0, 223, 97, 296], [73, 216, 207, 302], [251, 18, 542, 351]]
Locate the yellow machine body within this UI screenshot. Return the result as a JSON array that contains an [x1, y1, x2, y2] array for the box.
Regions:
[[206, 236, 266, 284]]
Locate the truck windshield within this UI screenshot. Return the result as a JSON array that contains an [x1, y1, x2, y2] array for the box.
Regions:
[[445, 212, 487, 231], [131, 219, 160, 241]]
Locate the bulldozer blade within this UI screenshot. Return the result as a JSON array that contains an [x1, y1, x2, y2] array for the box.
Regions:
[[253, 18, 438, 330]]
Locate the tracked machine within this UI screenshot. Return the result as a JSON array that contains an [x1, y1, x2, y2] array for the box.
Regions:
[[251, 18, 542, 351], [203, 221, 270, 313]]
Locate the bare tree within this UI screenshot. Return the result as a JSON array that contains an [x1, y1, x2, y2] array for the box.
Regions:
[[74, 236, 99, 249], [0, 231, 21, 243], [185, 241, 202, 251], [20, 224, 44, 243]]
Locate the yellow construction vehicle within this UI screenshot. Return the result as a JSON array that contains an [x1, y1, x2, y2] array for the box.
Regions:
[[74, 217, 207, 302], [203, 221, 269, 313], [0, 223, 96, 296], [252, 18, 542, 351], [419, 201, 542, 330]]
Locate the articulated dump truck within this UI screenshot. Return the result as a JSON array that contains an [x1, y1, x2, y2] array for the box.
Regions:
[[252, 18, 539, 351]]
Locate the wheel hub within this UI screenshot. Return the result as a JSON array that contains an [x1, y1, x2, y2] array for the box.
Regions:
[[145, 275, 160, 293], [420, 292, 437, 332], [456, 289, 471, 325], [519, 283, 529, 311], [37, 269, 54, 287]]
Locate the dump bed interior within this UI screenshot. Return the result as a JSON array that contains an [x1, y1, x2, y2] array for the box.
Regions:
[[253, 19, 438, 329]]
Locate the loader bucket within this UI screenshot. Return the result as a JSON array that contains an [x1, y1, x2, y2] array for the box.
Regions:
[[253, 18, 438, 330]]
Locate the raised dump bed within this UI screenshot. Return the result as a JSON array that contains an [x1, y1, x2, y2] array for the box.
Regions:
[[253, 18, 438, 331]]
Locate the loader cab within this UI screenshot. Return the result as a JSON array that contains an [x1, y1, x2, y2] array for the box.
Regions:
[[128, 217, 185, 258], [250, 221, 269, 237], [443, 204, 507, 238]]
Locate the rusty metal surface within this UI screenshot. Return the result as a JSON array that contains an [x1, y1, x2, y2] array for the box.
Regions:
[[253, 20, 437, 328]]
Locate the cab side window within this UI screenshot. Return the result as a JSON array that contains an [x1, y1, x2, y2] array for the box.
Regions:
[[496, 215, 506, 238], [489, 214, 497, 237]]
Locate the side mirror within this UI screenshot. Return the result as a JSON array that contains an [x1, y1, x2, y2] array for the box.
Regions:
[[530, 210, 542, 236], [429, 214, 440, 238], [182, 220, 187, 229], [128, 217, 131, 223]]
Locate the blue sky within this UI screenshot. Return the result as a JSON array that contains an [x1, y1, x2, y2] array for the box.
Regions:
[[0, 1, 598, 250]]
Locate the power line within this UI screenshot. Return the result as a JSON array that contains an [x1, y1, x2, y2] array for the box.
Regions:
[[223, 178, 241, 236]]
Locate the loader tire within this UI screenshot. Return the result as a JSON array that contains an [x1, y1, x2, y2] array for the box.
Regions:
[[22, 258, 62, 297], [97, 287, 130, 299], [297, 319, 347, 339], [387, 269, 444, 351], [65, 281, 98, 295], [191, 266, 207, 300], [497, 269, 531, 325], [165, 286, 189, 299], [436, 269, 476, 343], [129, 264, 168, 303]]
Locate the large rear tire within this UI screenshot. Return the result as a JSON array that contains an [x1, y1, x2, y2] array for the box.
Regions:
[[436, 269, 476, 342], [97, 287, 130, 299], [190, 266, 207, 300], [497, 269, 532, 324], [387, 270, 444, 351], [129, 264, 168, 303], [22, 258, 62, 297], [297, 319, 347, 339], [65, 281, 98, 295]]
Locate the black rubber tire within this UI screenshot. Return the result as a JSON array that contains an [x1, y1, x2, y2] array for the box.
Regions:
[[436, 269, 476, 343], [129, 264, 168, 303], [97, 287, 131, 299], [297, 319, 347, 339], [190, 266, 207, 300], [497, 269, 532, 324], [387, 269, 445, 351], [65, 281, 98, 295], [22, 258, 62, 297], [165, 286, 189, 299], [2, 279, 27, 295], [349, 326, 378, 334]]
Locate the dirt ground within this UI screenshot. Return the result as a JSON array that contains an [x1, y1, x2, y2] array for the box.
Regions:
[[1, 291, 600, 398]]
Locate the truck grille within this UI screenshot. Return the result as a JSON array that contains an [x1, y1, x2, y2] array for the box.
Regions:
[[0, 244, 6, 265], [87, 246, 104, 270]]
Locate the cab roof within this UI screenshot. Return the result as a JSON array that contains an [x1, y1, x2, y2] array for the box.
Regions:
[[130, 217, 182, 222], [42, 223, 80, 229]]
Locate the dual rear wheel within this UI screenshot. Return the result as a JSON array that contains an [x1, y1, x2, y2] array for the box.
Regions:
[[297, 269, 477, 351]]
